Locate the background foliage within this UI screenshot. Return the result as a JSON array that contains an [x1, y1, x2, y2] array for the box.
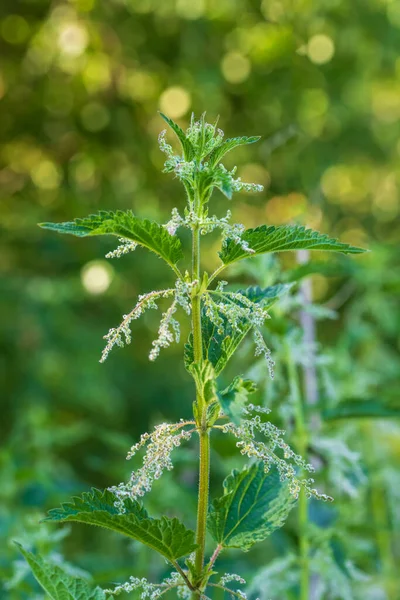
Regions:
[[1, 0, 399, 598]]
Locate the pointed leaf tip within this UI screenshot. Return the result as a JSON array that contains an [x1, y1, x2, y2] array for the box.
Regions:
[[38, 211, 183, 268], [45, 489, 197, 562], [220, 224, 367, 265]]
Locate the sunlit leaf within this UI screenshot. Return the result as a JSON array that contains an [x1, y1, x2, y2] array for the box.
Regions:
[[208, 462, 296, 550], [219, 225, 366, 265], [39, 211, 183, 270], [45, 489, 197, 562]]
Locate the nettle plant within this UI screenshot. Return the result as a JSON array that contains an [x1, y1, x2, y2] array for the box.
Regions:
[[20, 114, 365, 600]]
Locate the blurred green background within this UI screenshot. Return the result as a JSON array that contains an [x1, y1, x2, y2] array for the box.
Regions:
[[1, 0, 399, 598]]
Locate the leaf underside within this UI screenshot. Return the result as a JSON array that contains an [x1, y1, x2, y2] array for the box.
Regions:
[[218, 377, 256, 425], [219, 225, 366, 265], [208, 462, 296, 551], [39, 210, 183, 268], [159, 112, 195, 161], [45, 489, 197, 562], [17, 544, 108, 600], [208, 136, 261, 167], [185, 284, 292, 375]]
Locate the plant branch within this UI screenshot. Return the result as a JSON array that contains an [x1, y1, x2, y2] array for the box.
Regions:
[[208, 583, 247, 598], [208, 262, 227, 286]]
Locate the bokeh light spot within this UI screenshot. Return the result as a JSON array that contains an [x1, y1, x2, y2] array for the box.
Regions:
[[176, 0, 205, 19], [159, 87, 191, 119], [1, 15, 30, 45], [58, 23, 88, 57], [82, 54, 111, 92], [307, 34, 335, 65], [80, 102, 110, 132], [31, 160, 62, 190], [238, 164, 270, 188], [221, 52, 251, 84], [81, 261, 113, 295]]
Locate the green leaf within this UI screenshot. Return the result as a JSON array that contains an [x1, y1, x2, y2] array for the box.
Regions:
[[17, 544, 108, 600], [208, 462, 296, 551], [45, 489, 197, 562], [323, 399, 400, 421], [208, 136, 261, 167], [218, 377, 257, 425], [159, 113, 195, 161], [189, 360, 217, 404], [219, 225, 366, 265], [39, 211, 183, 270], [184, 284, 292, 375]]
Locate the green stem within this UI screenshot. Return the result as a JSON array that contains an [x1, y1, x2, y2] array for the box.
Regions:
[[191, 220, 211, 596], [286, 344, 309, 600]]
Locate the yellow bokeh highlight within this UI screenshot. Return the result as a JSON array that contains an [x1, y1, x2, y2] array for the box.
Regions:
[[298, 88, 329, 136], [82, 54, 111, 92], [81, 261, 113, 295], [239, 164, 270, 188], [307, 34, 335, 65], [176, 0, 205, 19], [58, 23, 88, 57], [261, 0, 285, 22], [265, 193, 308, 224], [371, 82, 400, 123], [70, 154, 98, 190], [159, 87, 191, 119], [118, 69, 159, 102], [221, 52, 251, 84], [321, 163, 384, 210], [31, 160, 62, 190], [247, 23, 294, 63]]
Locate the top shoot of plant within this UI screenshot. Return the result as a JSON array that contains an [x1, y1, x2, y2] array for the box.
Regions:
[[20, 114, 366, 599]]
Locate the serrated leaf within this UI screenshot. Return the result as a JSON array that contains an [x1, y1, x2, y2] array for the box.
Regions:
[[17, 544, 108, 600], [322, 399, 400, 421], [219, 225, 366, 265], [45, 489, 197, 562], [208, 136, 261, 167], [218, 377, 257, 425], [185, 284, 292, 375], [159, 113, 195, 161], [208, 463, 296, 551], [39, 211, 183, 270]]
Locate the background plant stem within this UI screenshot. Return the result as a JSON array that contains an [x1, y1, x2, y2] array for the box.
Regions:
[[286, 343, 310, 600]]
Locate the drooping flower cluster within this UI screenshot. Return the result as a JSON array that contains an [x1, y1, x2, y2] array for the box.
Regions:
[[105, 572, 191, 599], [100, 279, 196, 363], [100, 288, 175, 363], [204, 290, 275, 378], [222, 404, 333, 502], [109, 421, 195, 511], [105, 237, 138, 259]]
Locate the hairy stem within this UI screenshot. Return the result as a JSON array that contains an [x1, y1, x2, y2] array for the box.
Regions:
[[286, 344, 309, 600], [191, 220, 211, 596]]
